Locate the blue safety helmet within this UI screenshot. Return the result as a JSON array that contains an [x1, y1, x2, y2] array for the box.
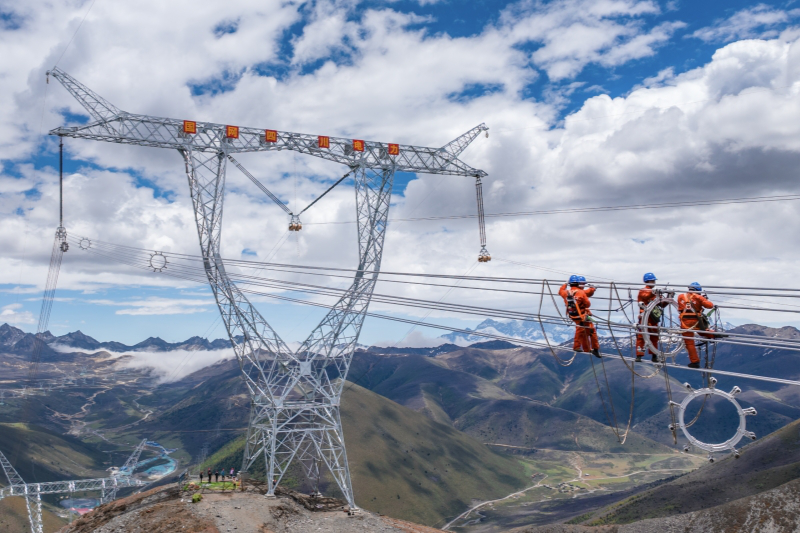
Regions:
[[689, 282, 702, 292], [569, 275, 580, 284], [578, 276, 587, 284], [643, 273, 657, 283]]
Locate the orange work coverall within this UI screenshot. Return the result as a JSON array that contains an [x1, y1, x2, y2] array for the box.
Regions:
[[636, 287, 660, 357], [678, 292, 714, 364], [558, 283, 599, 352]]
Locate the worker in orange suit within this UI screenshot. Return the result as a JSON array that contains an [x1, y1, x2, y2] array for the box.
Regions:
[[678, 282, 715, 368], [636, 272, 662, 363], [559, 275, 601, 358]]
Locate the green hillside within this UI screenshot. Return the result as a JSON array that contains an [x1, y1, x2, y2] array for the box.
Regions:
[[350, 350, 673, 454], [574, 416, 800, 525], [455, 400, 673, 454], [0, 497, 66, 533], [200, 383, 531, 527], [0, 423, 107, 482]]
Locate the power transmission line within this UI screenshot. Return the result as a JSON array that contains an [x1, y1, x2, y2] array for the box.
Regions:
[[302, 193, 800, 226]]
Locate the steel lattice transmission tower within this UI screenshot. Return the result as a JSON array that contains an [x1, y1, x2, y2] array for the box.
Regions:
[[48, 67, 488, 506], [0, 445, 148, 533]]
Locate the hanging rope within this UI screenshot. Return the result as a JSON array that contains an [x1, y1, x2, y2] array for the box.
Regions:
[[663, 364, 679, 445]]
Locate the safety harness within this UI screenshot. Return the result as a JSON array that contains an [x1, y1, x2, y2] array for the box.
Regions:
[[681, 293, 710, 331], [566, 286, 585, 321]]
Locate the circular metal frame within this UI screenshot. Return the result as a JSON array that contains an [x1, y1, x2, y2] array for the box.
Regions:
[[675, 385, 756, 454], [78, 238, 92, 250], [643, 297, 683, 361], [148, 252, 168, 272]]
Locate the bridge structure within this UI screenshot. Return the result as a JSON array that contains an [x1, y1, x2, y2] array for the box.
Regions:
[[47, 67, 489, 506]]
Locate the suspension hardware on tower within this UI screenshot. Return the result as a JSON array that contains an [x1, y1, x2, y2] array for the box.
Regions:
[[289, 214, 302, 231], [47, 67, 489, 508], [475, 176, 491, 262], [57, 136, 69, 253]]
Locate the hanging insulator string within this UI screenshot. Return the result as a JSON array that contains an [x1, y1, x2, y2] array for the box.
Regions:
[[476, 176, 491, 262], [295, 168, 354, 216], [59, 136, 63, 227], [57, 137, 68, 252], [228, 155, 292, 214]]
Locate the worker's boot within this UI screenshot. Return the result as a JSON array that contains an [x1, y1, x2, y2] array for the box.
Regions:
[[687, 362, 700, 369], [592, 348, 602, 359], [635, 355, 643, 362], [651, 354, 659, 363]]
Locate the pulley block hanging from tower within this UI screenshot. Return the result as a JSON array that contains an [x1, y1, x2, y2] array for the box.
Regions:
[[57, 227, 69, 252], [289, 214, 302, 232]]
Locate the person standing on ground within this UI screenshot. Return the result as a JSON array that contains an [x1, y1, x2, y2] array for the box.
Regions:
[[215, 470, 219, 482], [207, 468, 212, 483], [230, 467, 235, 479], [199, 471, 203, 484], [678, 282, 715, 368]]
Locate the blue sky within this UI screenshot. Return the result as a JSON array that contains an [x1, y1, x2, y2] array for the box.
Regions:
[[3, 0, 800, 347]]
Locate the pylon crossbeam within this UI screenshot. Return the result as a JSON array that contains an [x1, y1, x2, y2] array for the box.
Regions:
[[48, 68, 486, 178]]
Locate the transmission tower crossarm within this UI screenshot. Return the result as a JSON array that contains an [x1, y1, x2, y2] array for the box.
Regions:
[[47, 68, 487, 178], [47, 67, 120, 122], [439, 123, 489, 158], [0, 449, 25, 488]]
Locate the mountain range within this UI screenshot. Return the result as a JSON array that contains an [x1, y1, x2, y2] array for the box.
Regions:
[[0, 323, 231, 356], [2, 319, 800, 532], [439, 317, 738, 346]]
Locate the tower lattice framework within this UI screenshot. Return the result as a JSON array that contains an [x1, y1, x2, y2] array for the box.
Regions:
[[48, 67, 487, 506]]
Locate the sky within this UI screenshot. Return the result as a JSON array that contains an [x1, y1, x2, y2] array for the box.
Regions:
[[2, 0, 800, 351]]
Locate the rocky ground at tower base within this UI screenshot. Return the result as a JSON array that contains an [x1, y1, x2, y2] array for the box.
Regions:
[[57, 482, 444, 533]]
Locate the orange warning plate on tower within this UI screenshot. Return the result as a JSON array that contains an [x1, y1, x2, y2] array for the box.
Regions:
[[353, 139, 364, 152], [226, 125, 239, 139], [183, 120, 197, 134], [318, 136, 330, 149], [265, 129, 278, 143], [388, 143, 399, 156]]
